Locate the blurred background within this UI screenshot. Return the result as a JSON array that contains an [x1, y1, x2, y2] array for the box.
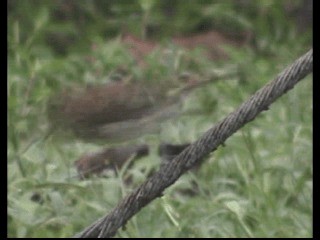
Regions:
[[8, 0, 312, 238]]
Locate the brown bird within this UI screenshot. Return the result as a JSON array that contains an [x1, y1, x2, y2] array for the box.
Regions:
[[158, 142, 191, 162], [74, 144, 149, 178], [158, 142, 203, 170], [47, 75, 219, 143]]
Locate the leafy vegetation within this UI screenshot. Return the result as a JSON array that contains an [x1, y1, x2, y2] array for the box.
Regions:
[[8, 0, 312, 237]]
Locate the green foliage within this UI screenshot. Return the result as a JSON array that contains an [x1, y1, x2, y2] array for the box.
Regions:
[[8, 0, 312, 238]]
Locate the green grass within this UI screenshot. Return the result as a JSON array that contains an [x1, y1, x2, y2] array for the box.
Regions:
[[8, 1, 312, 238]]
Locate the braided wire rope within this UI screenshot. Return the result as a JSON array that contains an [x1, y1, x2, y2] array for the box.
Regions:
[[74, 49, 312, 238]]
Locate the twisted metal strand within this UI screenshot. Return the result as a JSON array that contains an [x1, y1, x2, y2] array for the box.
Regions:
[[74, 49, 312, 238]]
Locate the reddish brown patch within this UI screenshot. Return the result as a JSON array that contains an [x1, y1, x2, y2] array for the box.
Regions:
[[121, 30, 247, 66]]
